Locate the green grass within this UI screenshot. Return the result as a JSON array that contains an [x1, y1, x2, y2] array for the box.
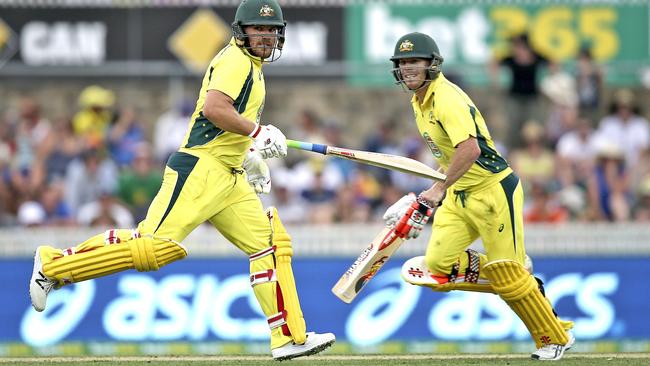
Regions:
[[1, 354, 649, 366]]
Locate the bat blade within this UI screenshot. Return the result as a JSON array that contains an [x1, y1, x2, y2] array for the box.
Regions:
[[287, 139, 446, 182], [332, 227, 406, 303]]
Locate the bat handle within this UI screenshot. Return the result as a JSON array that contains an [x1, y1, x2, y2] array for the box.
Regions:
[[286, 139, 328, 155]]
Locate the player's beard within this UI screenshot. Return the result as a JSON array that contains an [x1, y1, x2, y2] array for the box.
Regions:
[[249, 39, 275, 59]]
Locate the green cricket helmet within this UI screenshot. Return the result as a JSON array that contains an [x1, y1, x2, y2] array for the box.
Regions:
[[232, 0, 286, 61], [390, 32, 444, 88]]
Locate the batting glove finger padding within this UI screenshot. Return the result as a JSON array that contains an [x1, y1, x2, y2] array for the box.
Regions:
[[250, 124, 288, 159], [383, 192, 416, 228], [394, 197, 433, 239], [243, 148, 272, 194]]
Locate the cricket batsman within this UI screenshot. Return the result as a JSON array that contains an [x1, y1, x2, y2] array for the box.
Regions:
[[28, 0, 335, 360], [382, 32, 575, 360]]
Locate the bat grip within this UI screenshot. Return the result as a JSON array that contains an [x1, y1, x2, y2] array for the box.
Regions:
[[287, 139, 329, 155], [311, 143, 328, 155]]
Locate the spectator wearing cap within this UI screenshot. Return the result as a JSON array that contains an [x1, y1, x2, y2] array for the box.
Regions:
[[72, 85, 115, 149], [595, 88, 650, 167]]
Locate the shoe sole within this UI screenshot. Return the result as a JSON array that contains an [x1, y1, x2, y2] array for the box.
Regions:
[[29, 247, 44, 312], [274, 338, 335, 361]]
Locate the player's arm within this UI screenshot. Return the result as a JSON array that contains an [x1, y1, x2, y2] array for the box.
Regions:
[[437, 137, 480, 189], [419, 137, 478, 206], [203, 90, 257, 136], [202, 54, 286, 159]]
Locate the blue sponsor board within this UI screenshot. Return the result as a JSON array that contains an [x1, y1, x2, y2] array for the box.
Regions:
[[2, 257, 649, 346]]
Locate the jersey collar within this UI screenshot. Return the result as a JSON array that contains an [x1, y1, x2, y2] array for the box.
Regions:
[[411, 72, 445, 107], [231, 37, 264, 67]]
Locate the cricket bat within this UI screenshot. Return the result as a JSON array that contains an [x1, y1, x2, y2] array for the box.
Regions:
[[287, 139, 446, 182], [332, 226, 405, 303]]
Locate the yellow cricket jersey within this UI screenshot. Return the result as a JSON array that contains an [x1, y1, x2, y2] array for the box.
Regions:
[[412, 73, 512, 191], [179, 38, 265, 168]]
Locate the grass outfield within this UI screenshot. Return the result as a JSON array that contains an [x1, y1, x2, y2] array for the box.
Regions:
[[1, 354, 649, 366]]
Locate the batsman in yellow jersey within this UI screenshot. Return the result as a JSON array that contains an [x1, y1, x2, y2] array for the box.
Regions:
[[28, 0, 334, 360], [382, 32, 575, 361]]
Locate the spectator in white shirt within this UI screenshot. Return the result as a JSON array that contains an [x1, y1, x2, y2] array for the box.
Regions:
[[595, 88, 650, 167]]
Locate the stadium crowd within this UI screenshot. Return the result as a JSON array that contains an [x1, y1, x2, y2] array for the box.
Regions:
[[1, 54, 649, 227]]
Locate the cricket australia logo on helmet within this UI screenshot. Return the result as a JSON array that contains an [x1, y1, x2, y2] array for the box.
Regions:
[[399, 40, 414, 52], [259, 4, 274, 17]]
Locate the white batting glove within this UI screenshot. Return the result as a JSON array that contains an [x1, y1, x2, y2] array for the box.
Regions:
[[394, 197, 434, 240], [383, 193, 416, 228], [243, 148, 271, 194], [249, 124, 287, 159]]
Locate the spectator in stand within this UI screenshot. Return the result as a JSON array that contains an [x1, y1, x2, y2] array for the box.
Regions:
[[76, 189, 134, 228], [322, 121, 354, 180], [294, 109, 324, 144], [39, 181, 74, 226], [490, 33, 549, 148], [524, 182, 569, 223], [153, 100, 194, 163], [72, 85, 115, 149], [64, 148, 118, 215], [575, 46, 604, 120], [335, 183, 371, 223], [540, 62, 580, 146], [8, 97, 52, 199], [633, 176, 650, 222], [344, 167, 381, 221], [364, 119, 400, 154], [266, 170, 307, 224], [41, 117, 83, 184], [301, 170, 337, 224], [108, 107, 147, 168], [117, 143, 162, 222], [0, 122, 14, 225], [372, 183, 404, 222], [16, 200, 46, 227], [595, 88, 650, 167], [586, 141, 631, 221], [291, 157, 345, 198], [556, 118, 596, 189], [12, 97, 51, 173], [509, 121, 556, 192]]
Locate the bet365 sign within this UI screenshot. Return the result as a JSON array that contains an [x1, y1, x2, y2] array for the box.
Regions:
[[346, 2, 649, 85]]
